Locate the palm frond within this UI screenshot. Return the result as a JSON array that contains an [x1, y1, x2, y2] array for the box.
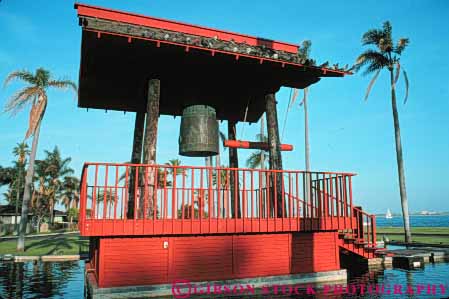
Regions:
[[364, 69, 381, 101], [246, 151, 263, 168], [34, 68, 51, 87], [289, 88, 299, 108], [298, 40, 312, 59], [403, 69, 409, 104], [13, 142, 30, 163], [299, 87, 309, 106], [354, 50, 389, 75], [382, 21, 393, 38], [47, 79, 78, 94], [394, 38, 409, 54], [379, 21, 393, 53], [3, 70, 35, 87], [362, 29, 385, 46], [3, 86, 41, 115]]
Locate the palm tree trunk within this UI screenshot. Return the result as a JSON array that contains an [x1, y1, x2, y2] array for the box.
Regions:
[[15, 166, 21, 235], [50, 199, 55, 225], [390, 70, 412, 243], [17, 121, 41, 251], [304, 94, 310, 172], [303, 93, 312, 210]]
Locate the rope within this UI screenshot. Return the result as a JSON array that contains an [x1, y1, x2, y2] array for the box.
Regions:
[[281, 88, 296, 141], [240, 98, 250, 139]]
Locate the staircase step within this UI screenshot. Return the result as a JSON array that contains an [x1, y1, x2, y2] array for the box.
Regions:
[[343, 234, 356, 241], [364, 246, 378, 251], [354, 240, 368, 246]]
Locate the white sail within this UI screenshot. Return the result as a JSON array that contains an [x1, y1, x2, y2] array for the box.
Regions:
[[386, 209, 392, 219]]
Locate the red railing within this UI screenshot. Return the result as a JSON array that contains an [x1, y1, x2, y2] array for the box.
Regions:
[[311, 177, 377, 248], [78, 162, 374, 238]]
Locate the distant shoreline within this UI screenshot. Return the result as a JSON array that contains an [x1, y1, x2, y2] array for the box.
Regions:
[[375, 213, 449, 216]]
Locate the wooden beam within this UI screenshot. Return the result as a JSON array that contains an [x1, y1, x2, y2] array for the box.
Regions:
[[224, 140, 293, 151], [228, 120, 241, 218], [265, 93, 284, 217], [143, 79, 160, 164], [138, 79, 161, 219], [127, 112, 145, 218]]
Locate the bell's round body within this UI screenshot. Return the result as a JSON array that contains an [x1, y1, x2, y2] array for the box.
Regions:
[[179, 105, 219, 157]]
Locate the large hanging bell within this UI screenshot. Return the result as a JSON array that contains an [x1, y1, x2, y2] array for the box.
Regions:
[[179, 105, 219, 157]]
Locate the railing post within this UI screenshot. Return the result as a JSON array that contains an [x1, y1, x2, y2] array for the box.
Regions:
[[354, 206, 363, 241], [79, 165, 88, 234], [372, 215, 377, 247], [92, 165, 98, 220], [143, 166, 148, 221], [349, 176, 353, 230], [173, 167, 177, 220], [103, 165, 109, 221], [208, 167, 212, 221]]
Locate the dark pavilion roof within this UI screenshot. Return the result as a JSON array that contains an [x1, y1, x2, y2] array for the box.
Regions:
[[75, 3, 350, 122]]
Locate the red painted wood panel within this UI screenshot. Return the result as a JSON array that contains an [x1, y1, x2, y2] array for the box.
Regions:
[[169, 236, 233, 282], [291, 232, 339, 273], [96, 232, 340, 288], [99, 237, 169, 287], [233, 234, 290, 278]]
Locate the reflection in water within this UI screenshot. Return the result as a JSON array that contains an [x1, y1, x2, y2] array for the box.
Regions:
[[0, 261, 84, 299], [1, 260, 449, 298]]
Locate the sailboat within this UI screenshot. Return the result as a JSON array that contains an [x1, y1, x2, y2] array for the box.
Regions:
[[386, 209, 393, 219]]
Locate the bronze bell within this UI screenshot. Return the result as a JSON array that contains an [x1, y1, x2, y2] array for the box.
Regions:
[[179, 105, 219, 157]]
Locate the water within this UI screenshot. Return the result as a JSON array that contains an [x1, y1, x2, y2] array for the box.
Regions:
[[1, 259, 449, 298], [377, 215, 449, 227], [0, 261, 84, 299]]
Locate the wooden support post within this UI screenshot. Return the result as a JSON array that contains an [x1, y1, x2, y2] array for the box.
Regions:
[[127, 112, 145, 219], [142, 79, 160, 219], [265, 93, 284, 217], [228, 120, 241, 218]]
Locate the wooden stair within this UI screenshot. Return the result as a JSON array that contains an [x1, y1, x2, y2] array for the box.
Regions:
[[337, 230, 382, 259]]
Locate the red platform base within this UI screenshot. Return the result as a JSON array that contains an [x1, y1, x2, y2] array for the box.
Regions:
[[89, 231, 341, 288]]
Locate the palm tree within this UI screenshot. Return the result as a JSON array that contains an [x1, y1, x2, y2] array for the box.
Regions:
[[298, 40, 312, 171], [61, 176, 80, 226], [280, 40, 313, 170], [0, 166, 14, 186], [246, 132, 269, 217], [31, 177, 51, 233], [37, 147, 74, 224], [245, 133, 269, 169], [355, 21, 411, 243], [96, 189, 117, 219], [165, 158, 185, 180], [61, 176, 80, 210], [12, 142, 29, 234], [13, 142, 30, 165], [216, 130, 227, 168], [3, 68, 77, 251]]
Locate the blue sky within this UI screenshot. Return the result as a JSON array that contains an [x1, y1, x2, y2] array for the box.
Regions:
[[0, 0, 448, 214]]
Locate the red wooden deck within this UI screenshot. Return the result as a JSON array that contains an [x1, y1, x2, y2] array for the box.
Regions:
[[81, 163, 379, 289], [79, 163, 377, 250]]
